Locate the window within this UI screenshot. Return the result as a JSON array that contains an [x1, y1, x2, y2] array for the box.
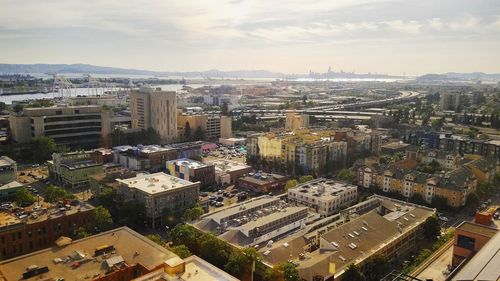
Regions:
[[457, 235, 475, 250]]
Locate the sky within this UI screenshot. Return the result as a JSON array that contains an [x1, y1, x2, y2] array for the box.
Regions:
[[1, 0, 500, 75]]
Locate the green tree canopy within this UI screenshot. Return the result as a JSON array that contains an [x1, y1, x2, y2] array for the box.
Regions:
[[44, 185, 75, 204], [146, 234, 164, 246], [364, 255, 390, 281], [225, 247, 262, 279], [337, 168, 356, 184], [342, 264, 366, 281], [73, 227, 91, 239], [93, 205, 113, 231], [182, 204, 204, 222], [423, 216, 440, 241], [193, 126, 206, 141], [199, 234, 231, 269], [285, 179, 298, 191], [32, 136, 57, 163], [170, 245, 192, 259], [298, 175, 314, 184], [16, 187, 36, 207]]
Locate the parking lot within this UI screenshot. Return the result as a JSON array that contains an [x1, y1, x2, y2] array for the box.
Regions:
[[200, 185, 249, 212], [202, 144, 247, 164]]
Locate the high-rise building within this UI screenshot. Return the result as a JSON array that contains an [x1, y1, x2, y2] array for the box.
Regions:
[[130, 87, 177, 144], [440, 92, 463, 112]]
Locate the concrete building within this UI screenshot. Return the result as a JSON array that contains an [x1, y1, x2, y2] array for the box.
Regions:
[[177, 113, 232, 141], [440, 92, 463, 112], [439, 133, 500, 160], [166, 158, 215, 189], [130, 87, 177, 144], [0, 226, 237, 281], [47, 151, 104, 188], [0, 156, 16, 184], [285, 112, 310, 131], [0, 202, 95, 260], [453, 229, 500, 281], [116, 172, 199, 228], [237, 172, 288, 194], [9, 105, 103, 148], [288, 179, 358, 216], [208, 159, 253, 185], [113, 145, 177, 172], [195, 196, 308, 247], [451, 221, 497, 267]]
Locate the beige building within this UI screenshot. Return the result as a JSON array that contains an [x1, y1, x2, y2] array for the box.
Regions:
[[116, 172, 199, 228], [9, 105, 103, 147], [285, 112, 309, 131], [130, 87, 177, 144], [0, 156, 16, 185], [177, 112, 232, 140]]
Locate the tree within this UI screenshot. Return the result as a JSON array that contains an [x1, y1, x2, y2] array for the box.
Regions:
[[13, 103, 24, 113], [44, 185, 74, 204], [225, 247, 262, 279], [182, 204, 204, 222], [477, 182, 493, 197], [337, 169, 356, 184], [74, 227, 91, 239], [32, 136, 57, 163], [298, 175, 313, 184], [285, 179, 298, 191], [193, 126, 206, 141], [423, 216, 440, 241], [281, 262, 301, 281], [431, 195, 449, 210], [93, 206, 113, 231], [170, 224, 203, 254], [200, 234, 231, 268], [15, 187, 36, 207], [183, 121, 192, 141], [342, 264, 366, 281], [170, 245, 192, 259], [364, 255, 390, 281], [465, 192, 480, 212], [410, 193, 427, 206], [0, 101, 6, 111], [146, 234, 163, 246]]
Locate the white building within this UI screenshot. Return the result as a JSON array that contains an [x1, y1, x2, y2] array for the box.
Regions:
[[288, 178, 358, 216]]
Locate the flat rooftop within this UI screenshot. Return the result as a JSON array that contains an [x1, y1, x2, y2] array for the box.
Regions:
[[206, 196, 281, 224], [116, 172, 196, 195], [0, 227, 178, 281], [168, 158, 211, 169], [209, 159, 251, 173], [0, 211, 22, 229], [0, 156, 15, 167], [0, 180, 22, 191], [290, 178, 356, 201], [239, 207, 308, 235], [239, 173, 286, 185], [132, 255, 240, 281], [457, 221, 498, 237]]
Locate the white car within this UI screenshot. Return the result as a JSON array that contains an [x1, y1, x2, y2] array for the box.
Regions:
[[438, 216, 449, 222]]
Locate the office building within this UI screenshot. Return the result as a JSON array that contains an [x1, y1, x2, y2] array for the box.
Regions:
[[237, 172, 287, 193], [288, 179, 358, 216], [116, 172, 199, 228], [130, 87, 177, 144], [0, 226, 238, 281], [208, 159, 253, 185], [113, 145, 177, 172], [166, 158, 215, 188], [0, 202, 94, 260], [0, 156, 16, 184], [177, 112, 232, 141], [47, 151, 104, 188], [9, 105, 103, 148]]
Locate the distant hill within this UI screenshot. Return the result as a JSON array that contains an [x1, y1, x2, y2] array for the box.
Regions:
[[418, 72, 500, 81], [0, 63, 286, 78]]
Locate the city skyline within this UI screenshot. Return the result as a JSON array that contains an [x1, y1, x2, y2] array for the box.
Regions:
[[1, 0, 500, 76]]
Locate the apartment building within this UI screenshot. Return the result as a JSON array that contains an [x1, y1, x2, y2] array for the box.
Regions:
[[47, 151, 104, 188], [288, 178, 358, 216], [166, 158, 215, 189], [9, 105, 103, 148], [208, 159, 253, 185], [439, 133, 500, 160], [0, 156, 16, 184], [405, 147, 461, 170], [357, 163, 477, 207], [130, 87, 177, 144], [259, 196, 435, 281], [246, 129, 349, 177], [177, 112, 232, 141], [440, 92, 463, 112], [0, 202, 95, 260], [116, 172, 199, 228]]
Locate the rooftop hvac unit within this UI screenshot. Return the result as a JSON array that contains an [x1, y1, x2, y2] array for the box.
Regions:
[[283, 243, 289, 248], [339, 255, 347, 262], [353, 231, 360, 236], [331, 241, 339, 248], [361, 226, 368, 231], [263, 250, 271, 256], [267, 240, 274, 247], [348, 233, 355, 238]]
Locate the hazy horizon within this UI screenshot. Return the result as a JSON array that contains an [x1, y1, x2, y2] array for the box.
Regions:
[[1, 0, 499, 76]]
